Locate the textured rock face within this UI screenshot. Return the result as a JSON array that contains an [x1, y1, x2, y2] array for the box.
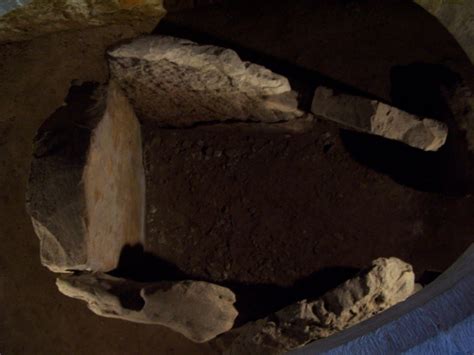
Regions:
[[223, 258, 415, 354], [0, 0, 165, 43], [415, 0, 474, 65], [27, 78, 240, 341], [446, 84, 474, 151], [108, 35, 303, 126], [57, 273, 238, 343], [311, 86, 448, 151], [26, 81, 145, 273]]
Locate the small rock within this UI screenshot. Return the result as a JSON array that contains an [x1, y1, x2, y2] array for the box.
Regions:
[[311, 86, 448, 151]]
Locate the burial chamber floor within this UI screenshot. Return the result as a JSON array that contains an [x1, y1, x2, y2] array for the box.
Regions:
[[106, 118, 474, 324]]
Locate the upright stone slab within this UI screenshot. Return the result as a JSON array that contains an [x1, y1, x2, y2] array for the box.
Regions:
[[26, 81, 145, 273], [108, 35, 303, 127]]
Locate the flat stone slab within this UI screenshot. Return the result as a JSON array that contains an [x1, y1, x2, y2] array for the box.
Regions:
[[57, 273, 238, 343], [108, 35, 303, 126], [311, 86, 448, 151]]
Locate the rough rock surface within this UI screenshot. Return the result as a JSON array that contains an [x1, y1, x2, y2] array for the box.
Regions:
[[26, 81, 145, 273], [57, 273, 238, 343], [0, 0, 165, 43], [415, 0, 474, 65], [311, 86, 448, 151], [446, 83, 474, 151], [222, 258, 415, 354], [108, 35, 303, 126]]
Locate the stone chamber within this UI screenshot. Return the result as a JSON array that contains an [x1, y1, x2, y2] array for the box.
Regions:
[[0, 0, 473, 354]]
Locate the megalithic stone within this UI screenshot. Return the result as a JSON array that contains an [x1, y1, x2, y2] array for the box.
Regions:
[[223, 257, 416, 355], [56, 273, 239, 343], [311, 86, 448, 151], [26, 81, 145, 273], [108, 35, 303, 127]]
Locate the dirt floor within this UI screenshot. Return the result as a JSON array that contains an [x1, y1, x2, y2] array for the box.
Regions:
[[1, 0, 473, 354], [139, 119, 473, 325]]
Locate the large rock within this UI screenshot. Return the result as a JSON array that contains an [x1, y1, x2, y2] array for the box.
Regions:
[[296, 245, 474, 354], [311, 86, 448, 151], [0, 0, 165, 43], [57, 273, 238, 343], [223, 258, 415, 354], [415, 0, 474, 65], [108, 35, 303, 126], [26, 81, 145, 273]]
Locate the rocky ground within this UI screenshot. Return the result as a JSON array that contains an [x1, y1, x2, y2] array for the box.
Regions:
[[1, 0, 473, 354]]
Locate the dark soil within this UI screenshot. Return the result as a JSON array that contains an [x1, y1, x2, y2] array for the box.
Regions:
[[140, 119, 473, 322]]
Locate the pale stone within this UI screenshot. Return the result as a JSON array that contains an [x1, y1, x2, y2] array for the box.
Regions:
[[295, 244, 474, 354], [26, 81, 145, 273], [108, 35, 303, 126], [223, 258, 415, 354], [415, 0, 474, 65], [0, 0, 165, 43], [311, 86, 448, 151], [56, 273, 238, 343]]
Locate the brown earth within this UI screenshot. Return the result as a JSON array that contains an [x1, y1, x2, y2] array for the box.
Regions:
[[139, 118, 473, 325], [1, 0, 473, 354]]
